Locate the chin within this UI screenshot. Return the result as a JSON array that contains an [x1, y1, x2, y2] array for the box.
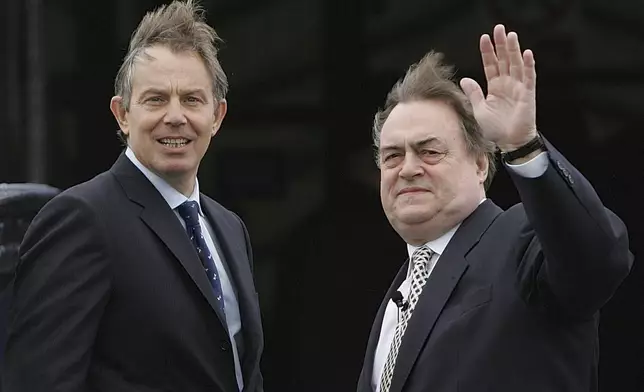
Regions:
[[395, 206, 436, 225], [153, 159, 196, 178]]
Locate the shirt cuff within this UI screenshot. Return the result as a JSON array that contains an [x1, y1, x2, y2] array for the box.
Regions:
[[504, 151, 549, 178]]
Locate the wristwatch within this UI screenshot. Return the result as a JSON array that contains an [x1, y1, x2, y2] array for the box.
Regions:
[[500, 133, 545, 163]]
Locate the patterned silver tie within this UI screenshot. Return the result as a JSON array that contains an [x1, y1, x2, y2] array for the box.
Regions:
[[379, 245, 432, 392]]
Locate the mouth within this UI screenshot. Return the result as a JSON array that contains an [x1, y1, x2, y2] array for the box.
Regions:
[[398, 187, 429, 196], [157, 137, 191, 149]]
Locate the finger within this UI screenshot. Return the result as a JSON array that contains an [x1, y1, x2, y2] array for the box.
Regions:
[[493, 24, 509, 76], [507, 32, 524, 81], [523, 49, 536, 91], [460, 78, 485, 108], [480, 34, 499, 81]]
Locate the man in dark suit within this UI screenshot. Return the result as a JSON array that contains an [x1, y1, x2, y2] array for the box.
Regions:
[[357, 25, 633, 392], [3, 1, 263, 391]]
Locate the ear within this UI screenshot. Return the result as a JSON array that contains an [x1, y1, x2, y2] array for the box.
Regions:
[[476, 153, 489, 185], [110, 96, 130, 136], [211, 99, 228, 137]]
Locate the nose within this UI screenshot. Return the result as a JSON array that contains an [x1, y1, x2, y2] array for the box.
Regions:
[[399, 152, 423, 180], [163, 97, 187, 127]]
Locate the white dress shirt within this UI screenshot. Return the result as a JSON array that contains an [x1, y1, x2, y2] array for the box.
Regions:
[[125, 148, 245, 391], [372, 152, 549, 391]]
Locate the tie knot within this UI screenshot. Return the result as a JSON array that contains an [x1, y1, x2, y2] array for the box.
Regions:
[[177, 200, 200, 227], [412, 245, 432, 268]]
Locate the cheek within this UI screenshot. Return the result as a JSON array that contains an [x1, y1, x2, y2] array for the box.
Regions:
[[380, 176, 392, 204], [129, 114, 159, 137], [195, 137, 212, 153], [445, 168, 479, 197], [380, 172, 396, 192], [381, 173, 405, 212], [189, 115, 217, 136]]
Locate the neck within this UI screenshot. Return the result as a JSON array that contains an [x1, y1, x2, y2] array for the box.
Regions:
[[400, 224, 452, 246], [162, 174, 195, 197], [396, 200, 482, 246]]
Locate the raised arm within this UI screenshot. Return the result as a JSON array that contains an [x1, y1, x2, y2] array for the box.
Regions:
[[460, 24, 633, 318]]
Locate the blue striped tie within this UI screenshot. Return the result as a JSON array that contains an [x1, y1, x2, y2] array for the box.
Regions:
[[177, 201, 226, 321]]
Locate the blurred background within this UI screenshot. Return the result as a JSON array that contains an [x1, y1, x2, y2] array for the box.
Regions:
[[1, 0, 642, 390]]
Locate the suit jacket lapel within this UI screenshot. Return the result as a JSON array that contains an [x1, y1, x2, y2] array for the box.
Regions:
[[389, 200, 502, 392], [110, 154, 228, 329], [200, 196, 262, 383], [358, 265, 410, 391]]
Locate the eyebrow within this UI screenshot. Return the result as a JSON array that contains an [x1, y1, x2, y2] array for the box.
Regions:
[[380, 136, 442, 151], [180, 88, 208, 96], [138, 88, 166, 97], [138, 87, 208, 97]]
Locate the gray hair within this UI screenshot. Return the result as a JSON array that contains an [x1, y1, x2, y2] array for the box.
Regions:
[[372, 51, 497, 190], [114, 0, 228, 143]]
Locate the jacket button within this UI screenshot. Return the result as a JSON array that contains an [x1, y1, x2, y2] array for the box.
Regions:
[[220, 341, 229, 351]]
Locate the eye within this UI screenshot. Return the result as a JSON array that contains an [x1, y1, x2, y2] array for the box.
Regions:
[[146, 96, 165, 104], [383, 153, 401, 161], [421, 149, 447, 164], [184, 96, 202, 104]]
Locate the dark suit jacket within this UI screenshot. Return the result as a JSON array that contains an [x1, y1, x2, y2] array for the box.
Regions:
[[3, 155, 264, 392], [357, 142, 633, 392]]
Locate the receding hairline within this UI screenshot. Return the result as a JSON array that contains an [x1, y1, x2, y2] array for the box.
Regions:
[[126, 44, 217, 97], [131, 44, 211, 68], [379, 98, 467, 138]]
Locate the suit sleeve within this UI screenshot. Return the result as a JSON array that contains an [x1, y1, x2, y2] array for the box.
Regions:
[[509, 138, 633, 319], [233, 212, 255, 274], [231, 212, 264, 392], [3, 193, 111, 392]]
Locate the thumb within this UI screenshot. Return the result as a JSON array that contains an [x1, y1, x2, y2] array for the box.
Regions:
[[460, 78, 485, 108]]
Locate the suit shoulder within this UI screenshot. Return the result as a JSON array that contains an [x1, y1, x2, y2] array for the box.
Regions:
[[493, 202, 529, 227], [200, 194, 244, 222], [199, 193, 226, 212]]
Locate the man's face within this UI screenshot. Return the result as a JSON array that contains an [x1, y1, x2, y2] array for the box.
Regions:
[[111, 45, 226, 193], [378, 100, 488, 244]]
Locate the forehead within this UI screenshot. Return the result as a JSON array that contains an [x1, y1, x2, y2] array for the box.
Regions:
[[380, 100, 464, 147], [131, 45, 213, 93]]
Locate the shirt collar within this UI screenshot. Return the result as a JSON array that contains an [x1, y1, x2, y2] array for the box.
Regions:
[[405, 198, 486, 263], [125, 147, 204, 216], [406, 223, 460, 261]]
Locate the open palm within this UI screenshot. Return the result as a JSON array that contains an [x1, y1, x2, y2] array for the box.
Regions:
[[460, 25, 537, 151]]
